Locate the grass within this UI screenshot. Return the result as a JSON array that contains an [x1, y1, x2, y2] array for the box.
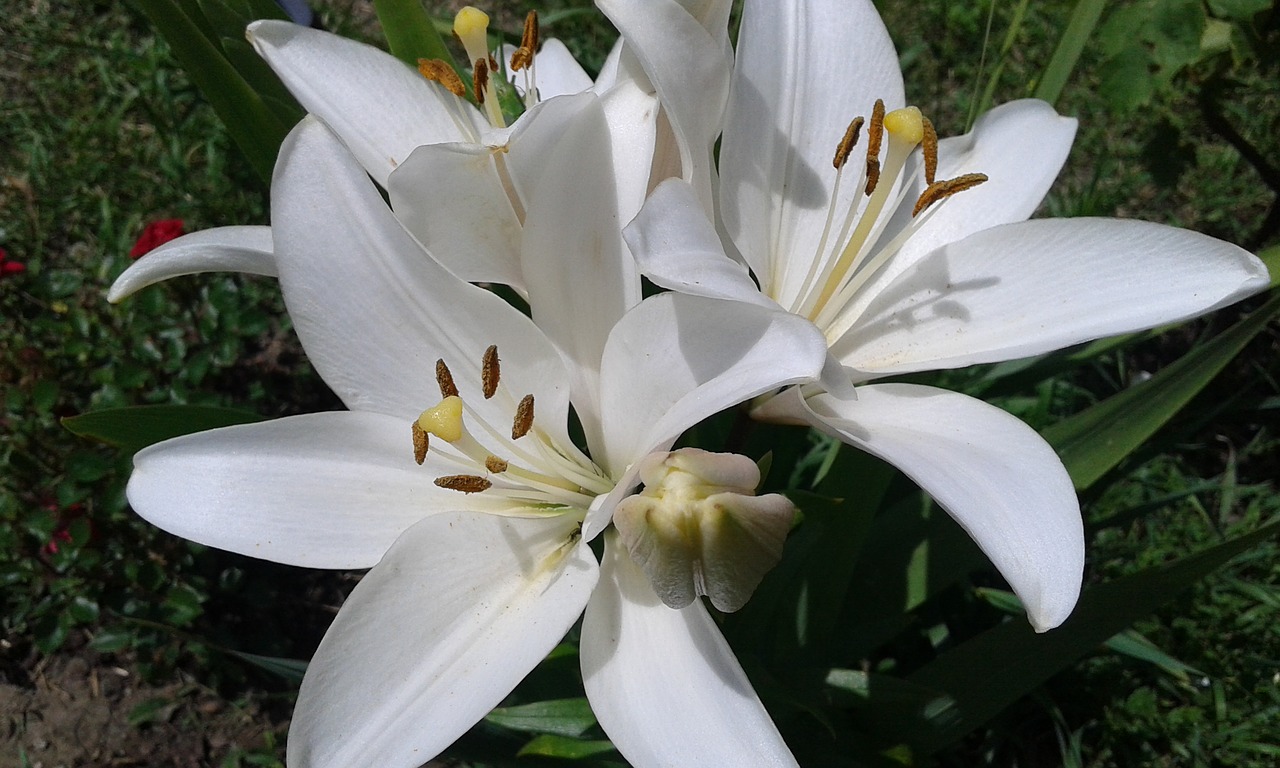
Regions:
[[1, 0, 1277, 765]]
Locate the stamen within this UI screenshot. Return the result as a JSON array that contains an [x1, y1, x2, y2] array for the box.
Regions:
[[481, 345, 500, 399], [435, 475, 493, 494], [417, 59, 465, 98], [864, 99, 885, 195], [510, 11, 539, 72], [485, 455, 509, 473], [512, 394, 534, 439], [412, 422, 429, 465], [436, 359, 459, 398], [832, 116, 864, 170], [922, 117, 938, 185], [472, 57, 491, 105], [912, 173, 989, 217]]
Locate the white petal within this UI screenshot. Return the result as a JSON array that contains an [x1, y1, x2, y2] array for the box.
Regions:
[[126, 412, 502, 569], [756, 384, 1082, 631], [272, 117, 574, 446], [596, 293, 829, 476], [627, 179, 778, 308], [387, 141, 525, 288], [596, 0, 732, 212], [720, 0, 904, 296], [857, 99, 1077, 305], [832, 218, 1271, 375], [289, 513, 598, 768], [107, 226, 274, 302], [581, 533, 797, 767], [506, 38, 594, 100], [598, 78, 660, 239], [247, 20, 485, 186]]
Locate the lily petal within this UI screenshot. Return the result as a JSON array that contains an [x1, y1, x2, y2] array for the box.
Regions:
[[107, 226, 274, 302], [502, 38, 594, 100], [720, 0, 904, 298], [272, 117, 573, 445], [247, 20, 486, 187], [755, 384, 1082, 631], [832, 218, 1271, 375], [126, 412, 502, 569], [581, 533, 798, 767], [289, 513, 598, 768]]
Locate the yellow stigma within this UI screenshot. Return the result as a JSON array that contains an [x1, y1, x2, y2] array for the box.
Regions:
[[417, 396, 464, 442], [883, 106, 924, 146], [453, 7, 491, 62]]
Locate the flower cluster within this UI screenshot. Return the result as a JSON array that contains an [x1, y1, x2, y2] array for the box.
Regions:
[[108, 1, 1267, 766]]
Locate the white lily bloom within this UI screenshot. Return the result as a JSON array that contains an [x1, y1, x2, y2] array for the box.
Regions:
[[111, 110, 828, 766], [620, 0, 1271, 632]]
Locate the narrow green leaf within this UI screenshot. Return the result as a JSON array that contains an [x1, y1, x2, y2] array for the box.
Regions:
[[516, 734, 617, 760], [374, 0, 458, 71], [62, 405, 265, 454], [905, 518, 1280, 752], [1043, 293, 1280, 489], [225, 650, 309, 683], [486, 698, 597, 738], [1033, 0, 1107, 105], [1105, 629, 1204, 679]]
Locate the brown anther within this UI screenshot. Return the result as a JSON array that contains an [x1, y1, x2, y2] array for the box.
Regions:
[[435, 474, 493, 494], [864, 99, 886, 195], [417, 59, 466, 97], [473, 58, 490, 104], [436, 359, 459, 398], [832, 116, 864, 170], [512, 394, 534, 439], [864, 158, 881, 196], [485, 455, 509, 473], [911, 173, 989, 217], [481, 345, 500, 399], [412, 422, 429, 465], [921, 117, 938, 185], [510, 11, 539, 72]]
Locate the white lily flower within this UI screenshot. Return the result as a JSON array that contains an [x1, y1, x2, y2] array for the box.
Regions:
[[112, 112, 828, 766], [620, 0, 1271, 632]]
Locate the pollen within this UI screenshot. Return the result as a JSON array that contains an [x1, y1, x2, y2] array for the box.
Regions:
[[481, 345, 500, 399], [921, 117, 938, 185], [485, 455, 509, 473], [832, 116, 864, 170], [510, 11, 539, 72], [417, 396, 465, 442], [436, 359, 459, 398], [417, 59, 465, 97], [472, 57, 491, 105], [412, 421, 429, 465], [512, 394, 534, 439], [912, 173, 989, 217], [435, 474, 493, 494], [883, 106, 924, 145], [864, 99, 886, 195]]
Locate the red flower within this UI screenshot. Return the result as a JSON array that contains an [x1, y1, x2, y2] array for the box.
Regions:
[[0, 247, 24, 278], [129, 219, 186, 258]]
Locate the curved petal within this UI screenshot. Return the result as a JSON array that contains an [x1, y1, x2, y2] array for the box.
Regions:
[[107, 226, 274, 302], [831, 218, 1271, 375], [126, 412, 506, 569], [596, 293, 829, 477], [581, 533, 797, 767], [627, 179, 777, 308], [289, 513, 598, 768], [756, 384, 1082, 631], [598, 78, 660, 236], [855, 100, 1077, 307], [596, 0, 732, 212], [272, 117, 573, 447], [247, 20, 486, 187], [720, 0, 904, 298]]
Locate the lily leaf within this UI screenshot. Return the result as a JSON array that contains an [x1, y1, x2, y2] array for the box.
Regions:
[[225, 649, 308, 683], [373, 0, 459, 73], [1044, 292, 1280, 490], [486, 698, 597, 738], [62, 405, 264, 454], [1034, 0, 1108, 105], [516, 734, 617, 760], [904, 517, 1280, 752]]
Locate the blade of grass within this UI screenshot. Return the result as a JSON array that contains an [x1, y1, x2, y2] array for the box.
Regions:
[[1033, 0, 1107, 105]]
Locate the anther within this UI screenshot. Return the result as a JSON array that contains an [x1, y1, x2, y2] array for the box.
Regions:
[[481, 345, 500, 399], [472, 57, 490, 105], [912, 173, 989, 217], [832, 116, 864, 170], [922, 117, 938, 185], [412, 422, 429, 465], [435, 474, 493, 494], [436, 359, 459, 398], [864, 100, 886, 195], [485, 455, 509, 473], [417, 59, 465, 97], [512, 394, 534, 439], [510, 10, 539, 72]]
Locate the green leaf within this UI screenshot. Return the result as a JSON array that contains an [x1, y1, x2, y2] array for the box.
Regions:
[[486, 698, 597, 738], [517, 734, 617, 760], [1034, 0, 1107, 105], [1043, 292, 1280, 490], [225, 650, 309, 683], [63, 405, 265, 454], [904, 517, 1280, 752], [373, 0, 458, 72]]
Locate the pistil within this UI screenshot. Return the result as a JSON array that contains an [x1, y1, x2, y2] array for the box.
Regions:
[[454, 7, 506, 128]]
